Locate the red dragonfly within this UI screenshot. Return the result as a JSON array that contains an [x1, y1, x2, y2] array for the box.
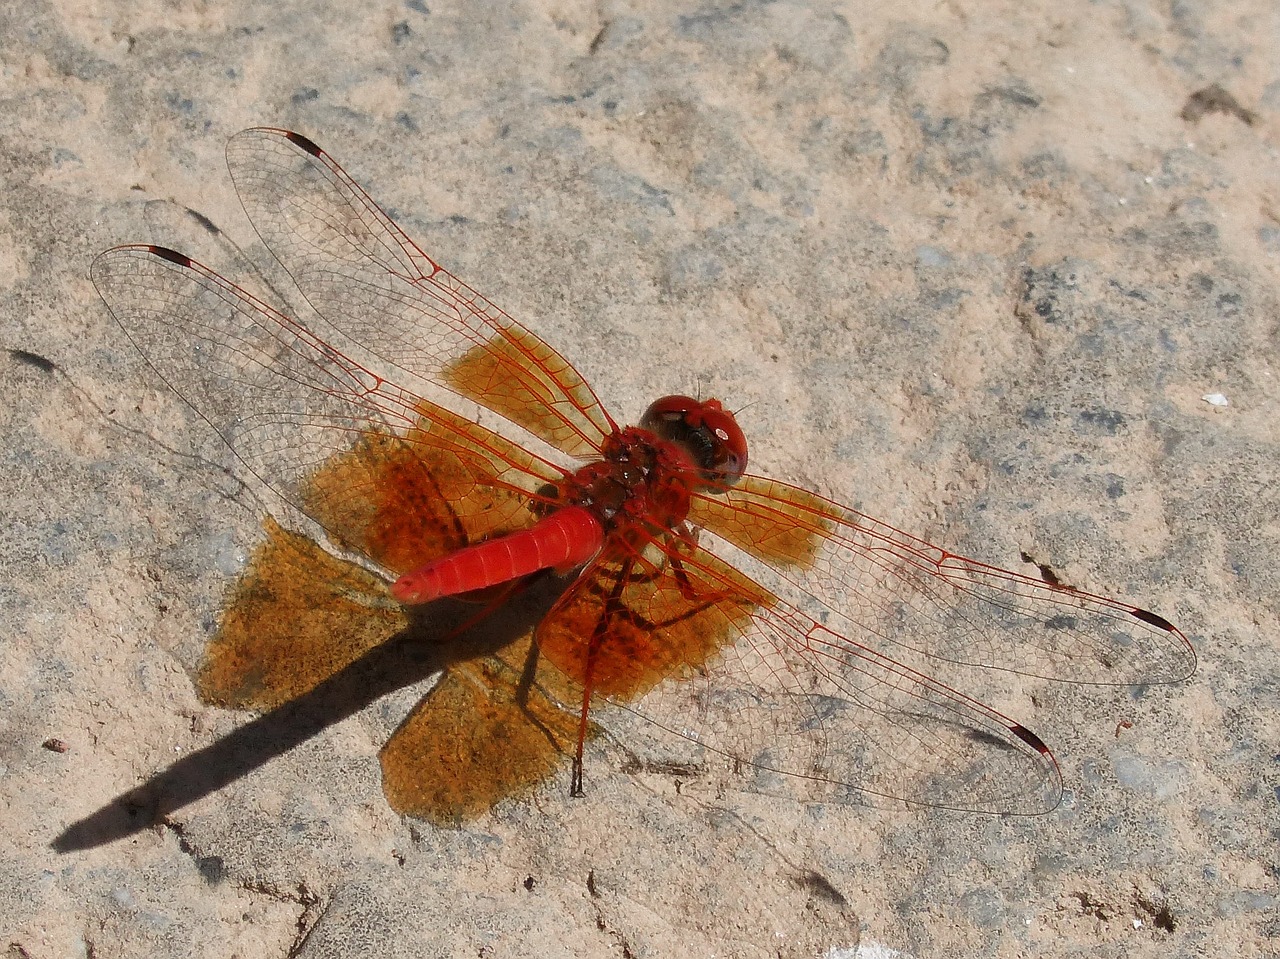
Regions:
[[92, 128, 1195, 824]]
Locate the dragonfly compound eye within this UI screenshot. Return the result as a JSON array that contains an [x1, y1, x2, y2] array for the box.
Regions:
[[640, 395, 748, 488]]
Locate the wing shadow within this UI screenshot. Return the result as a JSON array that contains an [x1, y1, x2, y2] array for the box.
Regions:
[[52, 576, 568, 853]]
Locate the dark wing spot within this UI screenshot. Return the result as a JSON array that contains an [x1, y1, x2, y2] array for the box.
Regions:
[[149, 246, 192, 268], [283, 130, 324, 157], [1010, 724, 1049, 754], [1130, 607, 1174, 632]]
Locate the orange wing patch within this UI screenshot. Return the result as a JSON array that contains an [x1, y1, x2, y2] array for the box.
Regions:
[[300, 404, 556, 577], [443, 328, 610, 458], [537, 540, 774, 702], [198, 518, 405, 709], [200, 425, 582, 823], [689, 476, 839, 570], [380, 634, 583, 825]]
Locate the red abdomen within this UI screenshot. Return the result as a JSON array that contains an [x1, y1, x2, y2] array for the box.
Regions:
[[392, 505, 604, 604]]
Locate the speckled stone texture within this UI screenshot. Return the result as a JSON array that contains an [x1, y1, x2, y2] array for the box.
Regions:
[[2, 0, 1276, 956]]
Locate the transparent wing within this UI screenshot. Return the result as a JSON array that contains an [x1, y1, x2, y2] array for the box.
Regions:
[[225, 127, 616, 458], [688, 476, 1195, 687], [91, 245, 565, 574], [536, 535, 1062, 814]]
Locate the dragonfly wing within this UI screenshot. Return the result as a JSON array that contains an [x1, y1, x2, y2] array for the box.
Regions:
[[199, 517, 408, 710], [92, 245, 564, 575], [534, 534, 1061, 814], [225, 128, 616, 458], [688, 476, 1196, 687], [380, 632, 583, 825]]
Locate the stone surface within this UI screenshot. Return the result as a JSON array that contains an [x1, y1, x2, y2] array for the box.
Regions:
[[2, 0, 1276, 956]]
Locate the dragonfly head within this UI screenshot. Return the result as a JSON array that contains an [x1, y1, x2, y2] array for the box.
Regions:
[[639, 395, 748, 490]]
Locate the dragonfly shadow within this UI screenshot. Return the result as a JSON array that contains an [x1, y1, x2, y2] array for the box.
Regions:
[[52, 576, 568, 853]]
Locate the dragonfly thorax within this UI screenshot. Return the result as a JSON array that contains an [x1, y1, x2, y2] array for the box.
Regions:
[[561, 396, 747, 534], [565, 428, 697, 530]]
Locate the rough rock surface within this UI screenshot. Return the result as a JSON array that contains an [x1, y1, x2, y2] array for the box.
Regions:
[[2, 0, 1275, 956]]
